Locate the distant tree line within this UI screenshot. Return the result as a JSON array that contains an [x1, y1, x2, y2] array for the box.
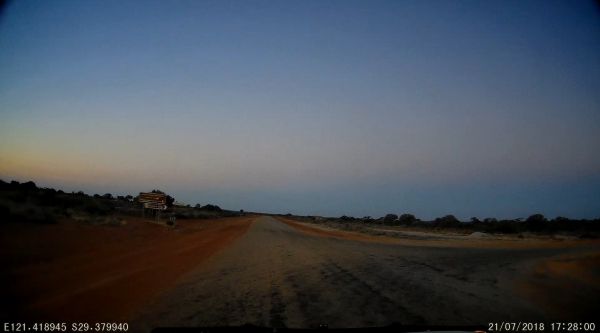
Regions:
[[0, 179, 119, 223], [299, 211, 599, 236], [3, 179, 598, 234], [0, 179, 236, 224]]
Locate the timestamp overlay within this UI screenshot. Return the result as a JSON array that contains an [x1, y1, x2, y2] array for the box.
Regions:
[[2, 323, 129, 332], [488, 322, 597, 332]]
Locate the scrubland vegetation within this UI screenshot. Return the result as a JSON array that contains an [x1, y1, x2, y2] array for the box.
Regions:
[[280, 211, 600, 237], [0, 179, 239, 224], [2, 179, 597, 237]]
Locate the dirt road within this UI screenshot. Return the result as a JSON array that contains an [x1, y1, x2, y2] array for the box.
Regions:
[[0, 216, 255, 322], [134, 216, 599, 329]]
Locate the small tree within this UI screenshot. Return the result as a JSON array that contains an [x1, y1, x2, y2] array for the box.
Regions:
[[398, 213, 417, 225], [201, 204, 222, 212], [435, 215, 460, 228], [166, 195, 175, 207], [340, 215, 354, 222], [383, 214, 399, 225], [526, 214, 546, 223], [21, 181, 38, 191], [525, 214, 547, 231]]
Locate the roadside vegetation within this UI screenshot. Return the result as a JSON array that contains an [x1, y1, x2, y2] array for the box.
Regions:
[[0, 179, 239, 224], [2, 179, 597, 236], [279, 212, 600, 238]]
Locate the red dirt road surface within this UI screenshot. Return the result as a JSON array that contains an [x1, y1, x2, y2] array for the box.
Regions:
[[0, 215, 256, 322]]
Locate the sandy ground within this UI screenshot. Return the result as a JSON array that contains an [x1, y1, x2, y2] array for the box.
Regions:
[[133, 216, 599, 330], [0, 215, 255, 322]]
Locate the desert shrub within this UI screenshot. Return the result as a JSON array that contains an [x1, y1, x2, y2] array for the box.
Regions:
[[525, 214, 547, 232], [495, 221, 519, 234], [398, 213, 417, 225], [201, 204, 222, 212], [383, 214, 398, 225], [410, 220, 430, 228], [6, 190, 28, 203], [434, 215, 460, 228], [60, 194, 89, 209], [339, 215, 355, 222], [38, 189, 59, 206], [8, 205, 56, 224], [19, 181, 38, 191], [361, 216, 374, 223], [526, 214, 546, 223], [82, 200, 113, 216]]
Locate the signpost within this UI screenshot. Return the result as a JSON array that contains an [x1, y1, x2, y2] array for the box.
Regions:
[[138, 192, 167, 206], [139, 192, 167, 222]]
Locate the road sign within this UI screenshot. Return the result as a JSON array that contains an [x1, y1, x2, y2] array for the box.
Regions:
[[139, 192, 166, 204], [143, 202, 167, 210], [139, 192, 167, 210]]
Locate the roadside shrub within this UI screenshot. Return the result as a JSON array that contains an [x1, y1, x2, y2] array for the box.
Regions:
[[82, 200, 113, 216], [12, 206, 56, 224], [398, 213, 417, 225], [383, 214, 399, 225], [20, 181, 38, 191], [339, 215, 355, 222], [201, 204, 222, 212], [525, 214, 547, 232], [495, 221, 519, 234], [38, 189, 59, 206], [434, 215, 461, 228]]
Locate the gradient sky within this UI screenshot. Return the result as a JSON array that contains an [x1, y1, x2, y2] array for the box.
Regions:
[[1, 0, 599, 219]]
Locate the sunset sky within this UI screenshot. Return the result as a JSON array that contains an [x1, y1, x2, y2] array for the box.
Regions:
[[1, 0, 599, 219]]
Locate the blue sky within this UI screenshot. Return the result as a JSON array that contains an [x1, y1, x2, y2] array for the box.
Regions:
[[1, 0, 599, 219]]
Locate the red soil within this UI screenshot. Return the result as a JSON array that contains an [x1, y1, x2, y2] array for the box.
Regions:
[[0, 215, 256, 322]]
